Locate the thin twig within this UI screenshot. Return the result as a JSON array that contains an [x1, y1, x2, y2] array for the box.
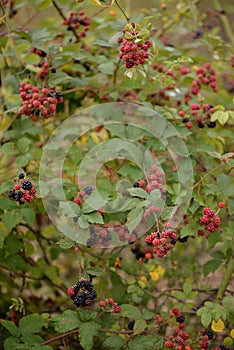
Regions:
[[51, 0, 80, 42]]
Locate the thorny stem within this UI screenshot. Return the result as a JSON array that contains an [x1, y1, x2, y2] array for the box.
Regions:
[[40, 328, 156, 346], [51, 0, 80, 42], [115, 0, 130, 22]]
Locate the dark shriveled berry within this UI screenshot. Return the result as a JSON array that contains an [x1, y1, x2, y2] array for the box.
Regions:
[[128, 320, 135, 330], [18, 173, 25, 179], [207, 121, 216, 128], [176, 315, 185, 323]]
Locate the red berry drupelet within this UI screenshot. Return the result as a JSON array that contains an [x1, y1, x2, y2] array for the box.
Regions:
[[19, 83, 63, 120]]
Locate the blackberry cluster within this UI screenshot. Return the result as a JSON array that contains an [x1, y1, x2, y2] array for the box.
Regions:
[[165, 308, 189, 349], [19, 83, 63, 120], [200, 329, 212, 350], [67, 278, 97, 307], [204, 329, 213, 340], [119, 39, 152, 68], [200, 206, 221, 233], [8, 174, 37, 205], [61, 10, 90, 38], [86, 225, 112, 248], [84, 186, 93, 195], [195, 63, 218, 93], [145, 227, 177, 258], [113, 224, 138, 244], [99, 297, 121, 313], [178, 103, 216, 129]]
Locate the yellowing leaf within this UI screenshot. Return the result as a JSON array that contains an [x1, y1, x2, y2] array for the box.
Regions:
[[230, 329, 234, 338], [91, 132, 100, 144], [149, 266, 165, 281], [211, 319, 225, 332]]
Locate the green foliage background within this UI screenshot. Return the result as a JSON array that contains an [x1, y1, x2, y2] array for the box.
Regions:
[[0, 0, 233, 349]]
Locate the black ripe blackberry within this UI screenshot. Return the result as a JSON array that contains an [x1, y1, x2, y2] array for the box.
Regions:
[[133, 182, 140, 188], [128, 320, 135, 330], [84, 186, 93, 195], [219, 346, 227, 350], [21, 180, 32, 190], [178, 236, 188, 243], [170, 238, 177, 245], [51, 67, 56, 73], [86, 237, 96, 248], [207, 121, 216, 128], [55, 91, 62, 100], [18, 173, 25, 179], [198, 122, 205, 128], [15, 191, 23, 201], [176, 315, 185, 323], [8, 190, 16, 199], [182, 118, 189, 123], [77, 279, 86, 289], [204, 329, 213, 340], [73, 295, 82, 307]]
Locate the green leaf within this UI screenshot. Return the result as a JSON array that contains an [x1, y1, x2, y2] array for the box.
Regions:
[[19, 314, 44, 336], [45, 265, 60, 285], [133, 319, 147, 335], [59, 201, 81, 217], [127, 188, 148, 199], [78, 310, 97, 322], [56, 238, 74, 249], [103, 335, 125, 349], [98, 62, 115, 75], [201, 312, 212, 328], [208, 231, 221, 248], [127, 206, 144, 233], [183, 282, 192, 296], [21, 334, 43, 344], [5, 255, 28, 272], [85, 266, 104, 277], [79, 321, 101, 350], [51, 310, 80, 333], [84, 211, 104, 225], [0, 320, 19, 337], [3, 336, 19, 350], [128, 335, 160, 350], [92, 39, 116, 47], [203, 259, 222, 276], [142, 309, 154, 320], [120, 304, 142, 320], [0, 198, 18, 210], [0, 226, 4, 249], [20, 208, 36, 226], [17, 137, 31, 153]]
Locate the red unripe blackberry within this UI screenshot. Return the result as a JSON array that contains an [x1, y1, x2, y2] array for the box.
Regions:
[[203, 207, 215, 217], [99, 300, 105, 307], [67, 287, 75, 296], [113, 306, 121, 313], [185, 121, 193, 129], [218, 201, 225, 208]]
